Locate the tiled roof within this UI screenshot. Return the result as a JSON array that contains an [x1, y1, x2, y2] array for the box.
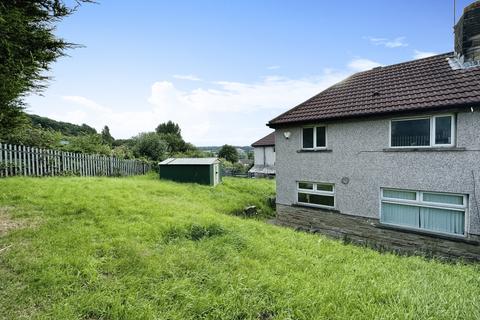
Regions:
[[252, 132, 275, 147], [268, 53, 480, 127]]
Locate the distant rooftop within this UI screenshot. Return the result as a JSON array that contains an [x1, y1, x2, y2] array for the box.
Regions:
[[159, 158, 219, 165], [252, 132, 275, 147]]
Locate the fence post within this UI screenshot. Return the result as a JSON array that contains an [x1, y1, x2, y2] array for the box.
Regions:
[[7, 144, 12, 177], [0, 143, 3, 178]]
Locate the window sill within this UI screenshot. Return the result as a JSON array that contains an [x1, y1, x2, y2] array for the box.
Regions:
[[292, 203, 339, 213], [383, 147, 466, 152], [375, 223, 478, 245], [297, 149, 332, 153]]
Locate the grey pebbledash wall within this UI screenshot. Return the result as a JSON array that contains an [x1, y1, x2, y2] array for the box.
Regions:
[[274, 109, 480, 238]]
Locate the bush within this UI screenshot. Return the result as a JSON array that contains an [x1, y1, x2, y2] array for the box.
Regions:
[[61, 134, 111, 155], [132, 132, 167, 161]]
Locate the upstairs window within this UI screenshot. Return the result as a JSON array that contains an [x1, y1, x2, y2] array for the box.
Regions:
[[390, 115, 455, 148], [302, 126, 327, 149]]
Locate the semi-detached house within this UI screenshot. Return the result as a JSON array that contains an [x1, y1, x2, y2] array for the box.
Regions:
[[268, 1, 480, 260]]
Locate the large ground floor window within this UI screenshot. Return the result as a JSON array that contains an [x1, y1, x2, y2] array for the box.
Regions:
[[380, 188, 466, 236], [297, 181, 335, 209]]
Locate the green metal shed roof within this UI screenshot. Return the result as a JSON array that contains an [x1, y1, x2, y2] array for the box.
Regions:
[[159, 158, 219, 165]]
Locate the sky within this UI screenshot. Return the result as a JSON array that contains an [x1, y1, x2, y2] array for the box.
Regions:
[[25, 0, 474, 146]]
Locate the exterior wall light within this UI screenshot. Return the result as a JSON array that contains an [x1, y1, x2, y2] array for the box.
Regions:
[[283, 131, 291, 139]]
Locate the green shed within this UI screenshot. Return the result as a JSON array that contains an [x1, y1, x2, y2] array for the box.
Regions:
[[159, 158, 221, 186]]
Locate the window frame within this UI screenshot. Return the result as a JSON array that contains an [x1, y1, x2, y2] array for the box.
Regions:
[[297, 181, 335, 209], [379, 188, 467, 237], [389, 114, 455, 149], [301, 126, 327, 150]]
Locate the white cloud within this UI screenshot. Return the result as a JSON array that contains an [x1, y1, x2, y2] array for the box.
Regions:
[[62, 96, 111, 113], [46, 57, 381, 145], [267, 65, 280, 70], [348, 58, 383, 72], [413, 50, 437, 59], [365, 36, 408, 48], [173, 74, 202, 81]]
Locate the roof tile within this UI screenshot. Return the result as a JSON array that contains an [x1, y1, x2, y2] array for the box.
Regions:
[[268, 53, 480, 127]]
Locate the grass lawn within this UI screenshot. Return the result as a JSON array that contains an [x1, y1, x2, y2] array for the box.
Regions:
[[0, 175, 479, 319]]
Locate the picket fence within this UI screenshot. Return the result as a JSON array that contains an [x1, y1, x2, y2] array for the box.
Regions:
[[0, 143, 150, 178]]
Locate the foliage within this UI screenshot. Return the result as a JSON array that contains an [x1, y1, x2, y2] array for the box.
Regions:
[[2, 112, 205, 162], [132, 132, 168, 161], [159, 133, 188, 153], [156, 120, 181, 137], [221, 159, 248, 175], [101, 125, 115, 145], [29, 114, 97, 136], [0, 124, 63, 148], [0, 0, 91, 139], [112, 138, 135, 148], [61, 134, 111, 155], [111, 145, 134, 159], [1, 176, 480, 319], [218, 144, 239, 163]]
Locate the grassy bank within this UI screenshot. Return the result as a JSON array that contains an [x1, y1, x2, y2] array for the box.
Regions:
[[0, 175, 479, 319]]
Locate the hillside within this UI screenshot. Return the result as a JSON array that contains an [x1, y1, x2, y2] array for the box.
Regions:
[[0, 176, 479, 319], [28, 114, 97, 136]]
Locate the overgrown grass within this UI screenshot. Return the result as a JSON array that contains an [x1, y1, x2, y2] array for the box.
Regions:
[[0, 175, 479, 319]]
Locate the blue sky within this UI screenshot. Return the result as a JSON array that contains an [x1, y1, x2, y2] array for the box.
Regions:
[[25, 0, 474, 146]]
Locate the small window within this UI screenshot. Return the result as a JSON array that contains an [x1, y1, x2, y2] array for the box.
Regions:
[[422, 192, 464, 205], [390, 115, 454, 148], [298, 182, 314, 190], [316, 183, 334, 192], [383, 189, 416, 201], [435, 116, 452, 145], [302, 128, 314, 149], [316, 127, 326, 148], [297, 181, 335, 208], [380, 188, 466, 236], [302, 126, 327, 149]]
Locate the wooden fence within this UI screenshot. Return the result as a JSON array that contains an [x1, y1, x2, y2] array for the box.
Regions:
[[0, 143, 150, 178]]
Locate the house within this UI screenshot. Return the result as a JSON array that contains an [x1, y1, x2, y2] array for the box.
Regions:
[[159, 158, 221, 186], [248, 132, 275, 178], [268, 1, 480, 260]]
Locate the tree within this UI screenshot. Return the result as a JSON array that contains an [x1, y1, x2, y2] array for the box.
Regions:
[[101, 125, 114, 145], [132, 132, 167, 161], [218, 145, 239, 163], [0, 0, 91, 140], [158, 133, 188, 154], [156, 121, 181, 137], [61, 134, 111, 156]]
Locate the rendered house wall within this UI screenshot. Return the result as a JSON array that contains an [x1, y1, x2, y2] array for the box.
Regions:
[[275, 110, 480, 237], [254, 146, 275, 166]]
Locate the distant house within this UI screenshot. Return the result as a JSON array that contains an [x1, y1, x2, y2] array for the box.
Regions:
[[268, 2, 480, 260], [248, 132, 275, 178], [159, 158, 221, 186]]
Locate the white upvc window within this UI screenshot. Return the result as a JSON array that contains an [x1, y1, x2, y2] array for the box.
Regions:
[[301, 126, 327, 150], [380, 188, 467, 236], [389, 114, 455, 148], [297, 181, 335, 209]]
